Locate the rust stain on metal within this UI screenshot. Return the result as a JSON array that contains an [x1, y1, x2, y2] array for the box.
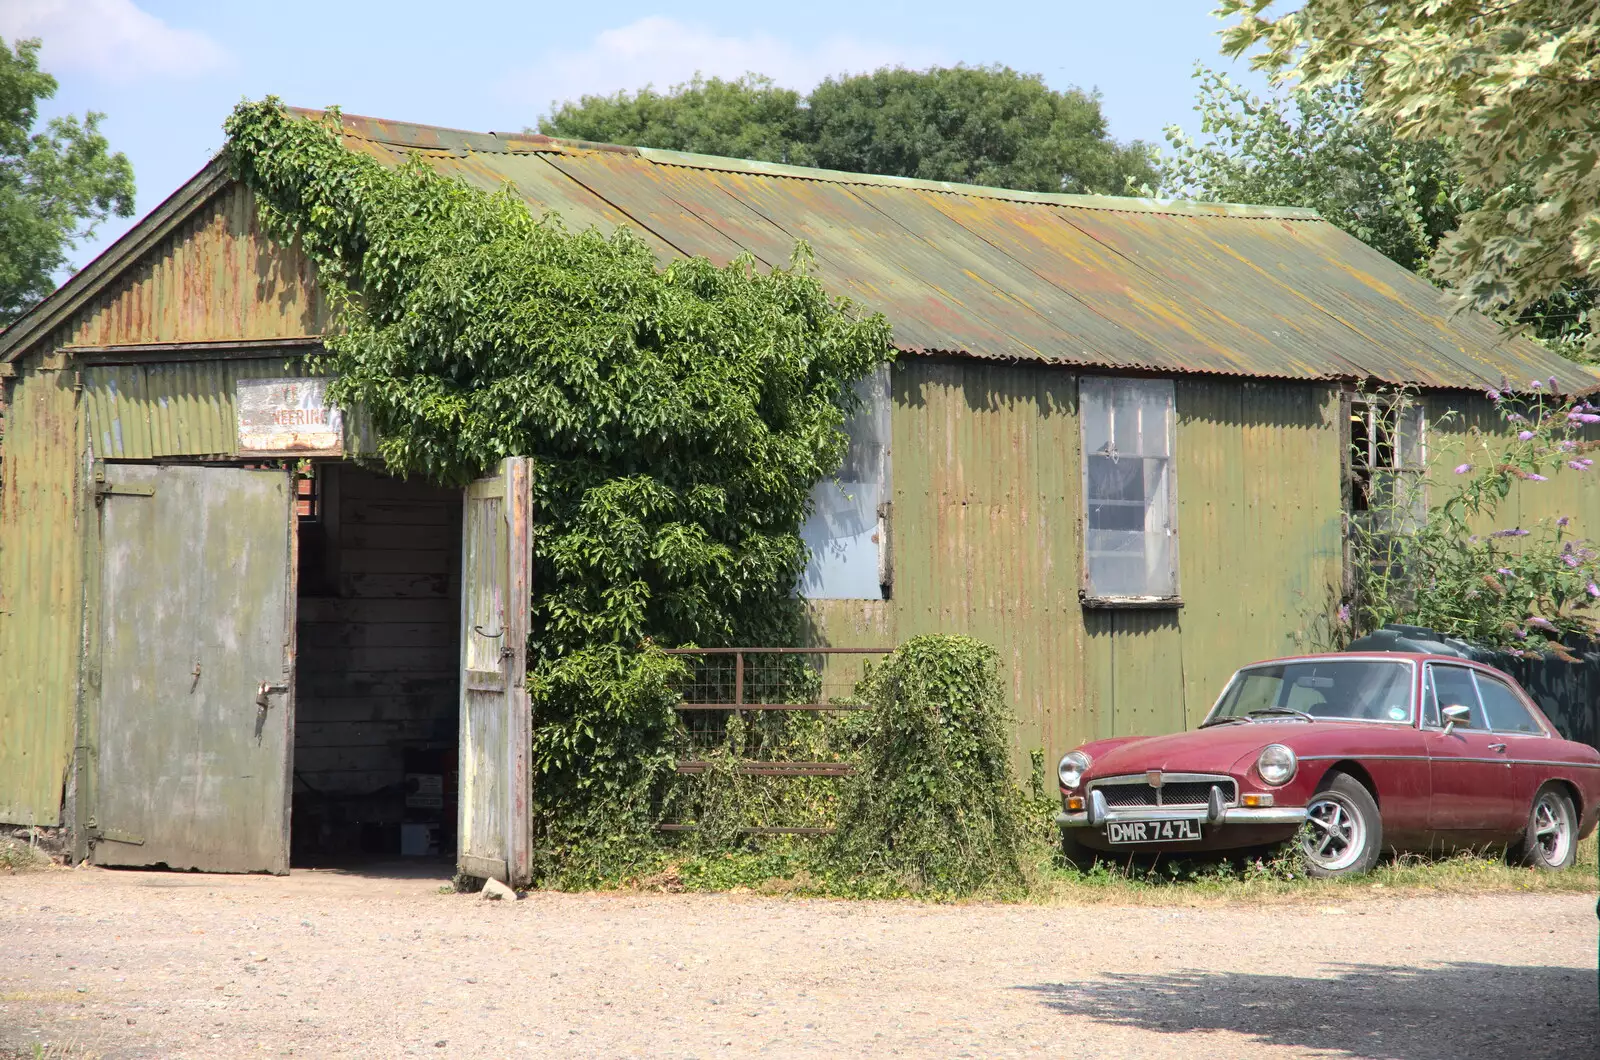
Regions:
[[300, 112, 1600, 394]]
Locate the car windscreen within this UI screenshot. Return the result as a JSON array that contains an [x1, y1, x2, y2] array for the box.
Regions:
[[1209, 660, 1414, 724]]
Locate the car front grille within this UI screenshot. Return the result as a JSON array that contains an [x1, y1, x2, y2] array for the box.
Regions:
[[1091, 775, 1236, 809]]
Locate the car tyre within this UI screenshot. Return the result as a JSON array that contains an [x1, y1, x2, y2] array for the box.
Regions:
[[1060, 829, 1100, 873], [1300, 772, 1382, 879], [1511, 785, 1577, 871]]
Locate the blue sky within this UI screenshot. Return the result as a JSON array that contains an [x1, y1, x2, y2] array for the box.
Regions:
[[6, 0, 1269, 273]]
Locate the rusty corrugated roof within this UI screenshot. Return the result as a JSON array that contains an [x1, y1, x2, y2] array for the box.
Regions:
[[324, 111, 1600, 393], [6, 108, 1592, 393]]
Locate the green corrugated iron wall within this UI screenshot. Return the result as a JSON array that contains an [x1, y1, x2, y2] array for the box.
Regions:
[[807, 361, 1346, 768], [1424, 391, 1600, 557], [80, 359, 362, 460], [0, 362, 83, 825], [889, 358, 1087, 763], [0, 181, 327, 827], [1174, 380, 1345, 723]]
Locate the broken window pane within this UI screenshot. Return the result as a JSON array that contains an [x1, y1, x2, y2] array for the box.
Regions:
[[799, 368, 890, 600]]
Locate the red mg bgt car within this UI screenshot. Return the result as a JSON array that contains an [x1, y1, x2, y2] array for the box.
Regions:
[[1056, 653, 1600, 877]]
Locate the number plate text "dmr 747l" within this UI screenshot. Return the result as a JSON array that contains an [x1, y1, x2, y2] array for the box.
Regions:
[[1105, 819, 1203, 844]]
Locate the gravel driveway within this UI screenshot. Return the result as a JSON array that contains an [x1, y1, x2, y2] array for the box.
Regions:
[[1, 865, 1595, 1059]]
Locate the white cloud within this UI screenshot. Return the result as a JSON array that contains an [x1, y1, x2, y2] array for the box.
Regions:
[[0, 0, 228, 81], [505, 16, 942, 115]]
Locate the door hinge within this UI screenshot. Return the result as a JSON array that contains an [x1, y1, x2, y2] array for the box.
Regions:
[[92, 472, 154, 506], [93, 827, 144, 846]]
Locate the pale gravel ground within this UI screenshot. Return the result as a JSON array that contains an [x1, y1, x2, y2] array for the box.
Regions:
[[1, 865, 1596, 1060]]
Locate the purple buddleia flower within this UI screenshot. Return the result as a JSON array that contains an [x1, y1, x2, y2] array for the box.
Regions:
[[1528, 473, 1548, 481], [1518, 430, 1535, 440], [1559, 440, 1578, 450], [1507, 413, 1525, 422], [1454, 463, 1473, 474], [1569, 461, 1585, 470], [1531, 379, 1543, 389], [1491, 528, 1531, 538], [1563, 554, 1580, 567], [1486, 388, 1502, 401], [1588, 583, 1600, 598], [1514, 628, 1529, 640], [1528, 616, 1558, 632], [1497, 567, 1514, 577], [1337, 604, 1351, 626], [1559, 516, 1571, 527], [1583, 459, 1595, 469], [1550, 376, 1559, 391]]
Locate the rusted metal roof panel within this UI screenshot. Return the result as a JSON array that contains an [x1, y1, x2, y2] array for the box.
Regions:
[[9, 110, 1589, 393], [316, 112, 1594, 391]]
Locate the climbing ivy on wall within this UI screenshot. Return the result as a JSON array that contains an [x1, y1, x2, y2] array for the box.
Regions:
[[223, 99, 894, 879]]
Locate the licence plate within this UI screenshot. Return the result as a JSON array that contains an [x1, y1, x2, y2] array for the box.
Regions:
[[1105, 819, 1203, 845]]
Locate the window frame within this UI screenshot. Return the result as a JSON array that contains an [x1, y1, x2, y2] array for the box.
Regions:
[[1471, 670, 1551, 737], [1422, 662, 1487, 731], [1078, 375, 1181, 607], [1344, 392, 1427, 530]]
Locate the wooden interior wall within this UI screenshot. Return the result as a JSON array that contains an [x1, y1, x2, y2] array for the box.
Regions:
[[293, 465, 461, 831]]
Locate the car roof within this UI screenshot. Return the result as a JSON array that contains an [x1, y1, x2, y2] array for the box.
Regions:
[[1236, 651, 1504, 671]]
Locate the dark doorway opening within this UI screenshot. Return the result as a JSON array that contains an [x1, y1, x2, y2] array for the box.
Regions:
[[290, 463, 462, 868]]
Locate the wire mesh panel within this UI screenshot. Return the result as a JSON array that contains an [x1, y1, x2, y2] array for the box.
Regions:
[[662, 648, 889, 834]]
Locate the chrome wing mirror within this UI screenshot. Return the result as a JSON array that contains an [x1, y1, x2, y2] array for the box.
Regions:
[[1441, 704, 1471, 734]]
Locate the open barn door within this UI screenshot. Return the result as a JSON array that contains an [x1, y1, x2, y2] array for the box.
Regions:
[[458, 458, 533, 886], [91, 464, 297, 873]]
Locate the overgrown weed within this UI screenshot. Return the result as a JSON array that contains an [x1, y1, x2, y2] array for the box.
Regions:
[[0, 836, 53, 873], [598, 825, 1598, 906]]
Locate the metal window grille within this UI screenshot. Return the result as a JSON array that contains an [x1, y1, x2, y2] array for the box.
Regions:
[[660, 647, 890, 835]]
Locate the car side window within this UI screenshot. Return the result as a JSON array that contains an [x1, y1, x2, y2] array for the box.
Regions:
[[1421, 668, 1440, 728], [1473, 673, 1543, 734], [1427, 664, 1484, 729]]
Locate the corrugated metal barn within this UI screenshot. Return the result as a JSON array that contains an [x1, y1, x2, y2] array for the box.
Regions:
[[2, 111, 1597, 883]]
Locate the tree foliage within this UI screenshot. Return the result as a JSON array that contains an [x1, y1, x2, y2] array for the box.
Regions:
[[539, 65, 1157, 196], [1162, 67, 1459, 272], [1219, 1, 1600, 347], [0, 37, 134, 324], [223, 100, 893, 876]]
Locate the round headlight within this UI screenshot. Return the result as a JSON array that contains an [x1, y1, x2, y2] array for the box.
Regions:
[[1058, 750, 1092, 789], [1256, 744, 1297, 786]]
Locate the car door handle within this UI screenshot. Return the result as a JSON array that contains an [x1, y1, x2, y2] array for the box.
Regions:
[[1487, 742, 1507, 753]]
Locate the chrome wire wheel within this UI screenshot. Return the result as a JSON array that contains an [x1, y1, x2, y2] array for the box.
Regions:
[[1530, 790, 1574, 868], [1303, 791, 1366, 873]]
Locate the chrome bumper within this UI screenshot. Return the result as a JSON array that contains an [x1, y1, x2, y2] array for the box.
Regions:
[[1058, 786, 1307, 829], [1057, 806, 1307, 828]]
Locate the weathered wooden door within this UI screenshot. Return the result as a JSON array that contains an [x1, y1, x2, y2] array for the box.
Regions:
[[91, 464, 297, 873], [458, 458, 533, 885]]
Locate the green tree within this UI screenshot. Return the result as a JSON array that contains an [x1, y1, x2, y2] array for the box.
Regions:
[[538, 74, 806, 164], [802, 65, 1156, 194], [538, 65, 1157, 196], [0, 37, 134, 324], [1162, 68, 1459, 272], [1219, 0, 1600, 349]]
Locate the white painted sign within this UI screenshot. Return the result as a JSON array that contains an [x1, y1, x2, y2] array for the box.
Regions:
[[236, 377, 343, 456]]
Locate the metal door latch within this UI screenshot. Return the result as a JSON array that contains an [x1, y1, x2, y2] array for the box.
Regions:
[[256, 682, 290, 711]]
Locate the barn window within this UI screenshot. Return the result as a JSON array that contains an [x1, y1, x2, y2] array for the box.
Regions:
[[1347, 395, 1425, 532], [798, 367, 891, 600], [1079, 376, 1179, 604]]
